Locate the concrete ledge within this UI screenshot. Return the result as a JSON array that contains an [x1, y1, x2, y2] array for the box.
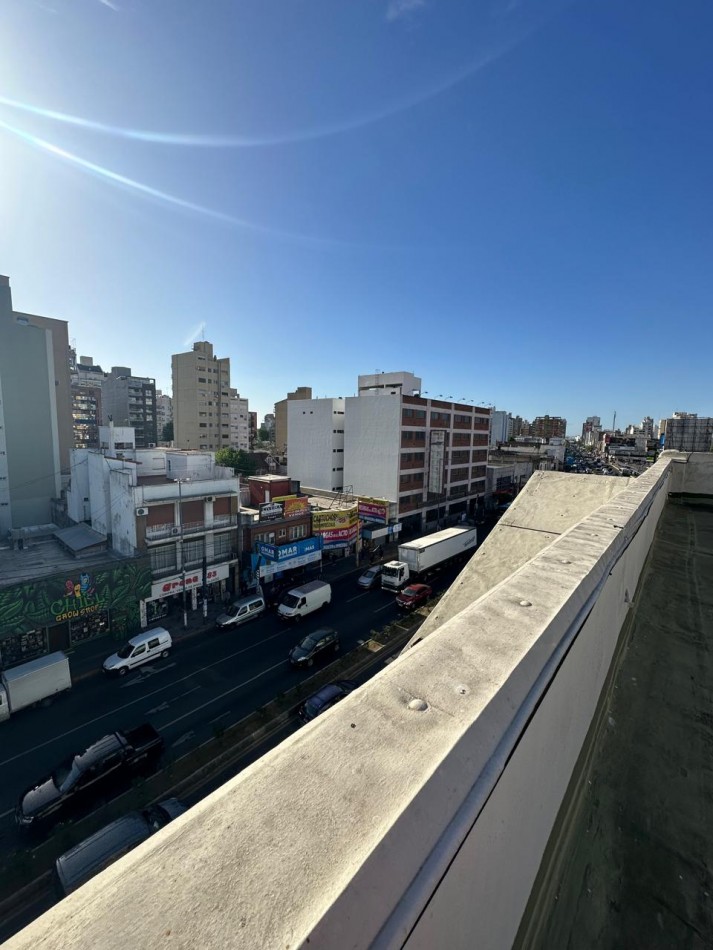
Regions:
[[6, 458, 679, 950]]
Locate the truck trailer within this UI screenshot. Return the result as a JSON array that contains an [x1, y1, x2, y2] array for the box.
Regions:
[[381, 526, 478, 592], [0, 652, 72, 723]]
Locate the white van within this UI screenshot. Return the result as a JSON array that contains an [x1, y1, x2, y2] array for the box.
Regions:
[[215, 593, 266, 629], [103, 628, 172, 676], [277, 580, 331, 621]]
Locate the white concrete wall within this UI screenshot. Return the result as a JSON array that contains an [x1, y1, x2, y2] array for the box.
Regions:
[[66, 450, 90, 523], [287, 398, 345, 491], [109, 468, 139, 556], [344, 393, 401, 501]]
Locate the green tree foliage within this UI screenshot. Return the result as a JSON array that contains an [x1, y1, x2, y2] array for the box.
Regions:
[[257, 427, 270, 442], [215, 447, 258, 476], [161, 421, 174, 442]]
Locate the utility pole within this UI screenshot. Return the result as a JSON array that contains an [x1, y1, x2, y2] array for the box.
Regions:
[[175, 477, 190, 629]]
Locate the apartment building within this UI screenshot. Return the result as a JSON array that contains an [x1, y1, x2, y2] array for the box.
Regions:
[[288, 373, 490, 532], [274, 386, 312, 460], [0, 275, 64, 533], [156, 390, 173, 441], [662, 412, 713, 452], [489, 410, 510, 445], [531, 415, 567, 440], [101, 367, 157, 448], [172, 341, 231, 452], [229, 390, 250, 450], [71, 385, 103, 449]]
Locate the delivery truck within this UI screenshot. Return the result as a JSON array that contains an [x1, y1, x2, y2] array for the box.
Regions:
[[381, 526, 478, 592], [0, 652, 72, 723]]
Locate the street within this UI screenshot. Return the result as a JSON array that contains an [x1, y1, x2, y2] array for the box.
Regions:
[[0, 563, 465, 855]]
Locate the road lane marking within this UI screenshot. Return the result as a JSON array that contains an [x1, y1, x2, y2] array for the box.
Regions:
[[345, 594, 366, 603], [158, 659, 288, 731], [0, 629, 292, 770], [0, 807, 15, 820], [171, 731, 196, 748], [374, 603, 396, 612]]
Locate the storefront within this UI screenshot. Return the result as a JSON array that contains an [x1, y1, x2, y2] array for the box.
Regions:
[[140, 561, 234, 626], [249, 538, 323, 601], [312, 506, 360, 558], [0, 557, 152, 669]]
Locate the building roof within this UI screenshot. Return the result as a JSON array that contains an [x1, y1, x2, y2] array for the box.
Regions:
[[54, 524, 107, 555], [0, 538, 127, 589]]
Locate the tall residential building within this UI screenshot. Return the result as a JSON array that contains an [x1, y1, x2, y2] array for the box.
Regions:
[[229, 390, 250, 450], [171, 341, 231, 452], [489, 410, 510, 446], [248, 411, 258, 447], [71, 385, 103, 449], [274, 386, 313, 459], [101, 367, 158, 449], [156, 390, 173, 441], [662, 412, 713, 452], [532, 415, 567, 440], [640, 416, 654, 439], [581, 415, 602, 446], [0, 275, 64, 533], [288, 371, 490, 530], [510, 415, 530, 438]]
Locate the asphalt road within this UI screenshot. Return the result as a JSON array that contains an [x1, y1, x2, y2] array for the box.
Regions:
[[0, 564, 465, 854]]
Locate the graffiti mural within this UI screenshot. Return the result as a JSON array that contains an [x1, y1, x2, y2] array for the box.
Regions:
[[0, 557, 152, 641]]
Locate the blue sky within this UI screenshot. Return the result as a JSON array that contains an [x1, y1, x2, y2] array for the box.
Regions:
[[1, 0, 711, 434]]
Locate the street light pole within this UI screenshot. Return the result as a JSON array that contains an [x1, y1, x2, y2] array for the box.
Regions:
[[176, 477, 188, 629]]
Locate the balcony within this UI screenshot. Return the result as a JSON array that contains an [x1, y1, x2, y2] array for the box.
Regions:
[[144, 516, 237, 542], [14, 453, 713, 950]]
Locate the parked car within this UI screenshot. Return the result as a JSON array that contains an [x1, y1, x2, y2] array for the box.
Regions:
[[357, 565, 382, 590], [215, 593, 266, 629], [288, 628, 340, 668], [395, 583, 433, 611], [298, 681, 358, 723], [16, 724, 164, 831], [54, 798, 187, 896]]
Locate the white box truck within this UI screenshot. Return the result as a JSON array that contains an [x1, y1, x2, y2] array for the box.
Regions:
[[277, 580, 331, 620], [381, 526, 478, 592], [0, 652, 72, 723]]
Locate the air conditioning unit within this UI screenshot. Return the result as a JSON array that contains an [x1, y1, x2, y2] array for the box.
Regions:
[[170, 527, 181, 536], [148, 443, 157, 448], [205, 496, 215, 502], [136, 507, 149, 517]]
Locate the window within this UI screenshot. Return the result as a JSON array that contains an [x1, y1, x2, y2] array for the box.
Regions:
[[198, 377, 206, 383], [289, 524, 306, 540], [403, 407, 427, 420]]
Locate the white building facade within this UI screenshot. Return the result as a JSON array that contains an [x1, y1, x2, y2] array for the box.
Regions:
[[287, 398, 346, 491], [229, 390, 250, 451]]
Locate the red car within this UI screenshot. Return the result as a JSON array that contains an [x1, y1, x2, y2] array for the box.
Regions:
[[395, 583, 432, 611]]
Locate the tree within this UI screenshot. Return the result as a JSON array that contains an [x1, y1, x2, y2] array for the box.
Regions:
[[161, 421, 174, 442], [258, 427, 270, 443], [215, 447, 258, 476]]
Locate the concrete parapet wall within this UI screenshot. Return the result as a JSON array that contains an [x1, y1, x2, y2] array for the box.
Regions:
[[7, 459, 679, 950]]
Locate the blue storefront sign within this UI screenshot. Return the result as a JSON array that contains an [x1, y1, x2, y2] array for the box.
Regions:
[[256, 537, 322, 562]]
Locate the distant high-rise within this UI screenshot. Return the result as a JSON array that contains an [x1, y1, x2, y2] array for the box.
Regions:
[[171, 341, 231, 452], [662, 412, 713, 452], [229, 390, 250, 450], [102, 367, 157, 449], [0, 275, 65, 532], [489, 410, 511, 446], [156, 390, 173, 441], [581, 415, 602, 446], [275, 386, 313, 461], [532, 416, 567, 440]]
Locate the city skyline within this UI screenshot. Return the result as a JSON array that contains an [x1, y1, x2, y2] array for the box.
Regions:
[[1, 0, 711, 432]]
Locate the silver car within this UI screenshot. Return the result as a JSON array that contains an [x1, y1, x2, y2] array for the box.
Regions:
[[357, 565, 382, 590]]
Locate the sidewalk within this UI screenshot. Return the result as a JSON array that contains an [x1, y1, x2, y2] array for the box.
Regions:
[[65, 545, 399, 684]]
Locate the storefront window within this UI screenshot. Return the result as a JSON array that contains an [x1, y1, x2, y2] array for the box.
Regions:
[[147, 600, 169, 623], [0, 629, 48, 669], [69, 609, 110, 645]]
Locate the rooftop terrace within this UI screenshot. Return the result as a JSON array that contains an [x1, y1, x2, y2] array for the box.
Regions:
[[7, 452, 712, 949]]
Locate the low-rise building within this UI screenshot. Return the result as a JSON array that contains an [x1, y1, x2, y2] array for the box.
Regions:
[[66, 436, 240, 626]]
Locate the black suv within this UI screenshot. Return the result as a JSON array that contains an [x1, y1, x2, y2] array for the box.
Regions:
[[289, 628, 340, 668]]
